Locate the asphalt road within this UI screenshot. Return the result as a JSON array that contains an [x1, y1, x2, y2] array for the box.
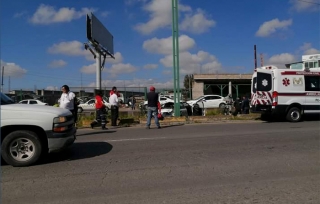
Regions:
[[1, 121, 320, 204]]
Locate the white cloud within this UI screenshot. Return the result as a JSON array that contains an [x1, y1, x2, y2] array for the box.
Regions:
[[48, 40, 123, 63], [0, 60, 27, 78], [48, 59, 67, 68], [80, 62, 137, 76], [304, 48, 320, 55], [256, 18, 292, 37], [88, 78, 174, 90], [266, 53, 297, 67], [125, 0, 147, 6], [30, 4, 95, 25], [180, 9, 216, 34], [48, 41, 88, 56], [289, 0, 319, 12], [143, 64, 158, 69], [134, 0, 192, 35], [107, 63, 137, 77], [105, 52, 124, 64], [143, 35, 196, 54], [160, 50, 222, 74], [80, 63, 96, 74], [134, 0, 215, 35], [14, 11, 27, 18], [300, 43, 320, 55], [134, 0, 172, 34]]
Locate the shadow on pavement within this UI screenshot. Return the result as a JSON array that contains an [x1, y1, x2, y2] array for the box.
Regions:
[[259, 113, 320, 123], [76, 130, 116, 137], [39, 142, 113, 165]]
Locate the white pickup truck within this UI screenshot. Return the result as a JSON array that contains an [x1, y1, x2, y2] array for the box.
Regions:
[[1, 92, 76, 167]]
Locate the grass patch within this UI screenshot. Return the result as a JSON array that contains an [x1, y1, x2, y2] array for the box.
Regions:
[[205, 108, 224, 116], [229, 116, 249, 120]]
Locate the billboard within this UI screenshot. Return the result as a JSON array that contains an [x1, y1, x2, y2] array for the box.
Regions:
[[86, 12, 114, 56]]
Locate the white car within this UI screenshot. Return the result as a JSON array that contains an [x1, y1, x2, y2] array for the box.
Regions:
[[77, 98, 111, 113], [186, 95, 226, 109], [161, 102, 189, 117], [143, 96, 176, 106], [19, 99, 48, 105]]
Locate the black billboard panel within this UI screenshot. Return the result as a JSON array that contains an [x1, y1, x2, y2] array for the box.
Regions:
[[86, 13, 114, 55]]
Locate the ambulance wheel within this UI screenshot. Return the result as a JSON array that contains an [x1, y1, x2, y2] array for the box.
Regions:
[[286, 107, 301, 122]]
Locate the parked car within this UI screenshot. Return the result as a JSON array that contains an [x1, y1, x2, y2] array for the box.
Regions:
[[77, 98, 111, 113], [19, 99, 48, 105], [161, 102, 189, 117], [1, 92, 76, 167], [144, 96, 175, 106], [186, 95, 226, 109]]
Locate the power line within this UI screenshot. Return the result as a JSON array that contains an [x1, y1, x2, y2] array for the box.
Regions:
[[297, 0, 320, 5]]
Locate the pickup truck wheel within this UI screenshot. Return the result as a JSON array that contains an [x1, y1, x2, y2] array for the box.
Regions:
[[1, 131, 42, 167], [286, 107, 301, 122]]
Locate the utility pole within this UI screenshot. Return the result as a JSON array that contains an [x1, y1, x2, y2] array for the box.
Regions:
[[188, 75, 191, 100], [80, 73, 83, 97], [260, 53, 264, 67], [172, 0, 180, 116], [1, 66, 4, 93], [254, 45, 257, 69]]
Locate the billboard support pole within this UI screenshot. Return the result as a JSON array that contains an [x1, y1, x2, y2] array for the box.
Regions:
[[85, 12, 115, 92], [96, 50, 102, 90]]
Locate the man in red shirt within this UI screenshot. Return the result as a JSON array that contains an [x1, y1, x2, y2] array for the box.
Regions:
[[90, 91, 107, 130]]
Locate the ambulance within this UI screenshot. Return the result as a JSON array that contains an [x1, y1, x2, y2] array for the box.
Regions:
[[251, 54, 320, 122]]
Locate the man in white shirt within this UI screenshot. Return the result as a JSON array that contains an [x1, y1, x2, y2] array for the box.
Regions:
[[109, 86, 119, 126], [59, 85, 76, 122]]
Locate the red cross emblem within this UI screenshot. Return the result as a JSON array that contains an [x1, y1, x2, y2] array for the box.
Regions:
[[282, 78, 290, 86]]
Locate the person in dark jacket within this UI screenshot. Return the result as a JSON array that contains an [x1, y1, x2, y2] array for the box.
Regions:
[[90, 91, 107, 130], [241, 96, 250, 114], [233, 97, 241, 116], [131, 96, 136, 110], [146, 86, 161, 129]]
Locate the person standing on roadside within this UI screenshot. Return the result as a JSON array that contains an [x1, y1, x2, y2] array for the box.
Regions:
[[90, 91, 107, 130], [59, 85, 77, 123], [241, 96, 250, 114], [146, 86, 161, 129], [233, 97, 241, 116], [131, 96, 136, 110], [109, 86, 119, 126]]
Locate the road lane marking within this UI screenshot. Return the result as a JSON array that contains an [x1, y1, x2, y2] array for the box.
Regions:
[[106, 137, 167, 142]]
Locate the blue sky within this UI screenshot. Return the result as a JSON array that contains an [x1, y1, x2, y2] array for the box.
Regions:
[[0, 0, 319, 92]]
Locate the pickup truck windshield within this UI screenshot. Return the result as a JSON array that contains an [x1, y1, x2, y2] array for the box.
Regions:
[[1, 92, 15, 105]]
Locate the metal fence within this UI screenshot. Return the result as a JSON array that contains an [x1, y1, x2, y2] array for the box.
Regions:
[[7, 87, 187, 105]]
